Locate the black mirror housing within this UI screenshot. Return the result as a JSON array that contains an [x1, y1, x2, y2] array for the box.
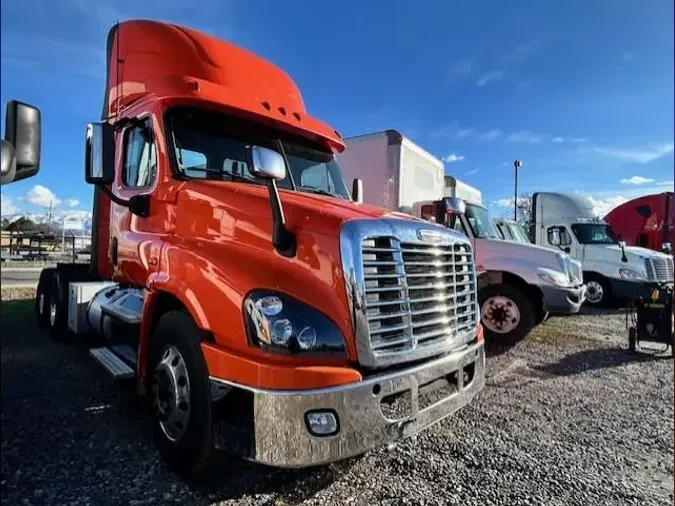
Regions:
[[85, 122, 115, 184], [3, 100, 41, 184]]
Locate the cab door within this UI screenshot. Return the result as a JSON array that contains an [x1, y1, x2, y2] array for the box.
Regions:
[[109, 115, 159, 286]]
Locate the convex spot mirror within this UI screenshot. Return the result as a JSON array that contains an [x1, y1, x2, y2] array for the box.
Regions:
[[249, 146, 286, 181], [1, 100, 41, 185], [85, 122, 115, 185]]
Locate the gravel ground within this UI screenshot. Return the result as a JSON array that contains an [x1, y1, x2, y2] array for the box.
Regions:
[[1, 288, 673, 506]]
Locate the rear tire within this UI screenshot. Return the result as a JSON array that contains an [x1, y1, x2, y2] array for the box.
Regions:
[[149, 310, 214, 478], [35, 268, 55, 328], [479, 284, 535, 345]]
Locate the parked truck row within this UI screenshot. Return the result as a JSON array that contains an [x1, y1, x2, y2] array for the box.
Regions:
[[338, 131, 586, 344], [2, 18, 672, 480]]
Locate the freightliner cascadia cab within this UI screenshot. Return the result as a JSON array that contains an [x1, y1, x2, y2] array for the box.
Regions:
[[34, 20, 486, 477]]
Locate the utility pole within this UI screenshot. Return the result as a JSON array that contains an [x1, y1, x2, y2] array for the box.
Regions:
[[48, 200, 53, 232], [513, 160, 522, 221]]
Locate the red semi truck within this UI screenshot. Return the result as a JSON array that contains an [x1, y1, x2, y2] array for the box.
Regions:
[[604, 192, 674, 254], [32, 20, 485, 477]]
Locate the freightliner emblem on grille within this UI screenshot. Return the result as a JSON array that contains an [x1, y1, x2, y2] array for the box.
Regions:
[[417, 228, 444, 243]]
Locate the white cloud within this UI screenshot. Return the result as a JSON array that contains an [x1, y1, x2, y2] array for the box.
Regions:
[[620, 175, 655, 185], [431, 122, 501, 142], [442, 153, 465, 163], [493, 196, 530, 208], [503, 40, 542, 65], [569, 138, 587, 144], [552, 136, 565, 143], [1, 196, 20, 216], [585, 195, 629, 217], [621, 51, 634, 61], [65, 198, 80, 207], [448, 58, 475, 77], [592, 143, 674, 164], [479, 129, 502, 141], [24, 185, 61, 208], [506, 131, 542, 143], [476, 71, 505, 87], [467, 169, 479, 175]]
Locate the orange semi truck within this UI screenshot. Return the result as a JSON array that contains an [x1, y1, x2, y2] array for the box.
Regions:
[[33, 20, 485, 477]]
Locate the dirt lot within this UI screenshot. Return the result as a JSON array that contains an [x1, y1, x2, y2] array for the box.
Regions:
[[1, 287, 673, 506]]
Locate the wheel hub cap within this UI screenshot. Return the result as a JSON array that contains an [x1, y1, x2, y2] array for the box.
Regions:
[[49, 300, 57, 327], [39, 293, 45, 314], [153, 345, 191, 442], [586, 281, 603, 303], [481, 295, 521, 334]]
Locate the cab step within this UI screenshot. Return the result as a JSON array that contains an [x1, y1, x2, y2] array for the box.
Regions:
[[90, 346, 135, 379]]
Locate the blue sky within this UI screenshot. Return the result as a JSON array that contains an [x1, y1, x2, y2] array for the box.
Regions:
[[1, 0, 673, 222]]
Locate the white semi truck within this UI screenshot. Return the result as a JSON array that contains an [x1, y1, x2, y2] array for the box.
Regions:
[[531, 192, 674, 306], [338, 130, 586, 343]]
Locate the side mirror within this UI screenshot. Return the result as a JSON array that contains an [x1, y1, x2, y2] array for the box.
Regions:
[[549, 228, 562, 246], [442, 197, 466, 215], [663, 242, 672, 253], [619, 240, 627, 249], [249, 146, 286, 181], [351, 178, 363, 204], [85, 122, 115, 184], [2, 100, 41, 185]]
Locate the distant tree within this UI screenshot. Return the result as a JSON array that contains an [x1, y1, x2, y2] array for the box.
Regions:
[[516, 193, 533, 234]]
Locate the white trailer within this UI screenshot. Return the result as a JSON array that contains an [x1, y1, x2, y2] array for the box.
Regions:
[[336, 130, 444, 215], [444, 176, 482, 205]]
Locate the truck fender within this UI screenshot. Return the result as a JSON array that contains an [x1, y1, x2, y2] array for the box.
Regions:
[[136, 277, 209, 395], [476, 270, 544, 317]]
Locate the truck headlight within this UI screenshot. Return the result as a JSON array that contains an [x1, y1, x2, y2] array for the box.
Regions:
[[244, 290, 346, 355], [619, 268, 644, 280], [537, 267, 571, 287]]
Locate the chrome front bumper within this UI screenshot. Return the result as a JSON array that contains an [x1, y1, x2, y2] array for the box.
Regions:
[[211, 340, 485, 468]]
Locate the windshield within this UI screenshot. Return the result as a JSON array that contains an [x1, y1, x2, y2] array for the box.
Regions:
[[167, 107, 351, 199], [571, 223, 616, 244], [465, 204, 502, 239], [508, 223, 531, 243]]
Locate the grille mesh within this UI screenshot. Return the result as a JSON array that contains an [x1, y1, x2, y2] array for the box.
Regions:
[[646, 257, 674, 282], [362, 237, 477, 356]]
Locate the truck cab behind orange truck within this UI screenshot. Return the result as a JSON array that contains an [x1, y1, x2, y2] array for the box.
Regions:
[[34, 20, 485, 477], [604, 192, 674, 254]]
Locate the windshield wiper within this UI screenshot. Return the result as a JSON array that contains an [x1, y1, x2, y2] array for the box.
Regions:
[[297, 186, 343, 199]]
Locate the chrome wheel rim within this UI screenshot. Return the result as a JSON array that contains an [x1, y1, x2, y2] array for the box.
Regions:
[[586, 281, 604, 304], [153, 345, 191, 442], [49, 299, 57, 327], [481, 295, 521, 334]]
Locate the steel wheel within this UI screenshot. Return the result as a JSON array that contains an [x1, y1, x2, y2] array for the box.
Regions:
[[586, 280, 604, 304], [481, 295, 521, 334], [153, 344, 192, 443], [49, 298, 58, 328]]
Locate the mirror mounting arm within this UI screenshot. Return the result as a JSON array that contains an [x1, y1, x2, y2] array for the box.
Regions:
[[267, 180, 296, 257], [96, 183, 150, 218]]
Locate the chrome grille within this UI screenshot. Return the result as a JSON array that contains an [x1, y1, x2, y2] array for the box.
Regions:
[[362, 238, 477, 357], [646, 256, 674, 282]]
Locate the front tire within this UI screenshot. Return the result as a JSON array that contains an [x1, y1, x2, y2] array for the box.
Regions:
[[149, 310, 214, 478], [479, 284, 535, 344], [584, 274, 612, 307]]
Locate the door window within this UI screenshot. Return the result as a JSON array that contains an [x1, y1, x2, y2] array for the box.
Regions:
[[123, 121, 156, 188]]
